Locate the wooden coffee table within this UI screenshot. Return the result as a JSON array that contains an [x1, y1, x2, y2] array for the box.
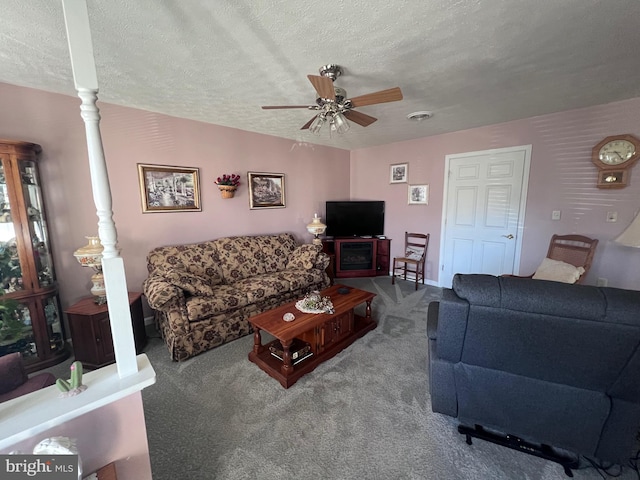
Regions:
[[248, 284, 376, 388]]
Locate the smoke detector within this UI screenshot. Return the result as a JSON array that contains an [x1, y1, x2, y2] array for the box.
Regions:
[[407, 111, 433, 121]]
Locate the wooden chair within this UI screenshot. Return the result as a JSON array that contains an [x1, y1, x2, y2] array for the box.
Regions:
[[513, 234, 599, 284], [392, 232, 430, 290]]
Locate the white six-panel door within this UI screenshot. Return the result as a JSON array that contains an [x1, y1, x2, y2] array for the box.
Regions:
[[439, 145, 531, 287]]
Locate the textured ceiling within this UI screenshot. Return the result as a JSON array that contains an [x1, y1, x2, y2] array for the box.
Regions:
[[2, 0, 640, 150]]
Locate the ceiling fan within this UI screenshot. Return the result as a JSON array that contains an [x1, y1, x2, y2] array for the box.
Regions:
[[261, 64, 403, 135]]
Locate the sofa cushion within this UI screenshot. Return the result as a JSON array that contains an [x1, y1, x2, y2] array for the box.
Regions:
[[231, 273, 291, 303], [255, 233, 298, 273], [185, 285, 250, 321], [161, 268, 216, 296], [147, 242, 224, 285], [286, 244, 322, 270], [214, 236, 267, 282], [277, 269, 327, 291], [532, 257, 585, 283]]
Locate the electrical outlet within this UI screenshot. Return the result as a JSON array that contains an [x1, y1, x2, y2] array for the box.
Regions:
[[597, 277, 608, 287], [606, 211, 618, 223], [551, 210, 561, 221]]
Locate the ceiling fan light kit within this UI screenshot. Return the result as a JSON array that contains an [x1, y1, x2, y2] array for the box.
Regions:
[[262, 64, 403, 137]]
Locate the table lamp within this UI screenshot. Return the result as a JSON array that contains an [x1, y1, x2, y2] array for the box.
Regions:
[[73, 236, 106, 304], [306, 213, 326, 246]]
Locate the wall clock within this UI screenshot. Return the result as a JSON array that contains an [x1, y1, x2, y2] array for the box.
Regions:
[[592, 134, 640, 188]]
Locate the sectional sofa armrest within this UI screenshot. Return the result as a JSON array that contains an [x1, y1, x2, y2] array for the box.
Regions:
[[427, 301, 439, 340], [433, 290, 469, 362], [143, 274, 185, 311]]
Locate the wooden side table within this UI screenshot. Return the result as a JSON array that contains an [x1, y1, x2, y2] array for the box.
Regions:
[[65, 292, 146, 370], [92, 461, 117, 479]]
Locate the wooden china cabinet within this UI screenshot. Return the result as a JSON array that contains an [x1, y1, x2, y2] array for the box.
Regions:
[[0, 140, 68, 372]]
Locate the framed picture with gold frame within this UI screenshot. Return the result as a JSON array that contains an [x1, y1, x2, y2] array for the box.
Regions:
[[247, 172, 286, 209], [137, 164, 201, 213]]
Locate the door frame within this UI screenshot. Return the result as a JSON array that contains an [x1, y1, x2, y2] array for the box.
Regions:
[[438, 145, 533, 287]]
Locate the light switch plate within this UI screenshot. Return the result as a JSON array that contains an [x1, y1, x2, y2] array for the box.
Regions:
[[551, 210, 561, 221], [606, 211, 618, 223]]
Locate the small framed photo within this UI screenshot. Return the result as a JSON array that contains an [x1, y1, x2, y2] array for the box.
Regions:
[[408, 184, 429, 205], [390, 163, 408, 183], [137, 164, 201, 213], [247, 172, 286, 209]]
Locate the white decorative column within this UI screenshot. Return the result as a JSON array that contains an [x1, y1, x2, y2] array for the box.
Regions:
[[62, 0, 138, 377]]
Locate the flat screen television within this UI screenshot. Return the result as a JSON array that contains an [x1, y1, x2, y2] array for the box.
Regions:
[[325, 201, 385, 237]]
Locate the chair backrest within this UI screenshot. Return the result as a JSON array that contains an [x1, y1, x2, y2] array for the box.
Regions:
[[404, 232, 430, 261], [546, 234, 598, 282]]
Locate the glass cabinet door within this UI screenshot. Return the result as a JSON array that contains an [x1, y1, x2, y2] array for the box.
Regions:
[[19, 159, 55, 288], [0, 300, 35, 358], [43, 294, 64, 353], [0, 162, 24, 292]]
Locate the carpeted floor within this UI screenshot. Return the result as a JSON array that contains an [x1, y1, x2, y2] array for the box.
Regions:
[[137, 277, 638, 480]]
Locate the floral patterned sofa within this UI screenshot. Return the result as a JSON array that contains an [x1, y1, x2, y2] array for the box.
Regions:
[[143, 233, 330, 361]]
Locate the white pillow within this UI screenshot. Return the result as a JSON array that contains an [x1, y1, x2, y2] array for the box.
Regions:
[[532, 257, 585, 284], [405, 245, 424, 260]]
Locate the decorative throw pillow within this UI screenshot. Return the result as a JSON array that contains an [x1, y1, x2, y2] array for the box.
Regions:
[[160, 267, 216, 296], [405, 245, 424, 261], [532, 257, 585, 284], [287, 244, 320, 270]]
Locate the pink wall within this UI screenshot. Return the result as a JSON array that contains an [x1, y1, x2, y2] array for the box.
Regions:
[[2, 80, 639, 302], [0, 82, 351, 314], [351, 97, 640, 289], [0, 392, 152, 479]]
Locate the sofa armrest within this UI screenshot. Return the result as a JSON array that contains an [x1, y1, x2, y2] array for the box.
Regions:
[[427, 301, 439, 340], [433, 289, 469, 362], [143, 274, 185, 311], [286, 244, 329, 271], [315, 251, 330, 271]]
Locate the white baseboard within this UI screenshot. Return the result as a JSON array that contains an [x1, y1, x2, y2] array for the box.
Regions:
[[388, 273, 439, 287]]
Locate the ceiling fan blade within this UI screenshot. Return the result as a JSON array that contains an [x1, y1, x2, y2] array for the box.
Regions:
[[262, 105, 311, 109], [307, 75, 335, 101], [349, 87, 403, 108], [301, 115, 318, 130], [344, 110, 377, 127]]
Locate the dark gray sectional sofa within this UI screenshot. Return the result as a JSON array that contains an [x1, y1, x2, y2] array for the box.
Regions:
[[427, 274, 640, 467]]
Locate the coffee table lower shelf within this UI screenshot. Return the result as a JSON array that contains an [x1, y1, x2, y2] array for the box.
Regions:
[[249, 314, 376, 388]]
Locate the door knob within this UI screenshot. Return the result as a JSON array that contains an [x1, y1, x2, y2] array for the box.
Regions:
[[502, 234, 514, 239]]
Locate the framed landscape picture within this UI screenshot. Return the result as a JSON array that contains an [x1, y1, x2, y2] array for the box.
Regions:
[[390, 163, 408, 183], [137, 164, 201, 213], [408, 184, 429, 205], [247, 172, 286, 209]]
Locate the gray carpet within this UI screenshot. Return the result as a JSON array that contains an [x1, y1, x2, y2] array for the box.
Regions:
[[137, 277, 638, 480]]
